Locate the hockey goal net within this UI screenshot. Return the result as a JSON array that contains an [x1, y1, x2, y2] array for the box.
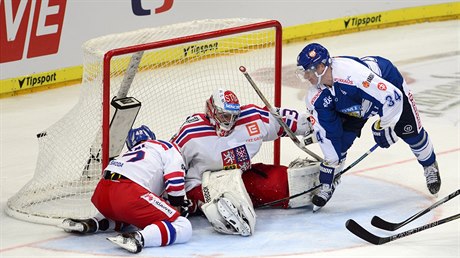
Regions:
[[6, 18, 282, 225]]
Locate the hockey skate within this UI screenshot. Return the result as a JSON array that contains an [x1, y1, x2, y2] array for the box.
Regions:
[[59, 218, 98, 234], [107, 232, 144, 253], [312, 175, 341, 212], [423, 161, 441, 195]]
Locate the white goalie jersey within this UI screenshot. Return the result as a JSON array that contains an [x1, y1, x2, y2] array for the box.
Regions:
[[171, 104, 310, 192]]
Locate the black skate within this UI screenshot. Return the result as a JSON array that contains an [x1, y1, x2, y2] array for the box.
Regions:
[[59, 218, 98, 234], [423, 161, 441, 195], [312, 174, 341, 212]]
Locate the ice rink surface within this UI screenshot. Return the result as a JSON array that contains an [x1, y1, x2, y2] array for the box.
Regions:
[[1, 20, 459, 257]]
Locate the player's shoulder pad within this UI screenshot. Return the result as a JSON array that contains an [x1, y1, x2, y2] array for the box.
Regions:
[[239, 104, 269, 120], [145, 139, 176, 151], [306, 86, 324, 107], [240, 103, 264, 111], [332, 57, 369, 87]]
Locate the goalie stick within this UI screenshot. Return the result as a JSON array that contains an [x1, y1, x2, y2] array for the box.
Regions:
[[239, 66, 322, 162], [83, 51, 145, 175], [346, 213, 460, 245], [256, 144, 378, 208], [371, 189, 460, 231]]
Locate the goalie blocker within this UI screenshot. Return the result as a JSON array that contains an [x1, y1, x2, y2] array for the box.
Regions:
[[109, 97, 142, 158], [199, 159, 320, 236], [83, 97, 141, 175]]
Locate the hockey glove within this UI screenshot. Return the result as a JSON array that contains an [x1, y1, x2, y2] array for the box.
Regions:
[[179, 199, 192, 218], [302, 130, 318, 146], [371, 120, 398, 148]]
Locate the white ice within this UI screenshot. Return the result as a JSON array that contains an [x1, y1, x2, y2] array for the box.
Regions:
[[1, 20, 459, 257]]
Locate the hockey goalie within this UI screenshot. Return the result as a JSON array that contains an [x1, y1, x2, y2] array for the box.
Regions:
[[171, 88, 321, 236]]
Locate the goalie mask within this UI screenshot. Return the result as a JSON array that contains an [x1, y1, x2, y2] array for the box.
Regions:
[[206, 89, 241, 137], [126, 125, 156, 150], [296, 43, 331, 87]]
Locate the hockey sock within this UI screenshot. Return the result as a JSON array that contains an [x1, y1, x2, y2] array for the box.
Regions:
[[403, 129, 436, 167]]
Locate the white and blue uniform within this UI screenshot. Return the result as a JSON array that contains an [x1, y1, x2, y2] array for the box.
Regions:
[[307, 56, 435, 167]]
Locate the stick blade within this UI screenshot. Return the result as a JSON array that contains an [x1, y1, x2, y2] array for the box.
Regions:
[[345, 219, 388, 245], [371, 216, 400, 231]]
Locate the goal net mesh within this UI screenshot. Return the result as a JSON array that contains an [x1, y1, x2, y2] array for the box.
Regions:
[[6, 18, 282, 225]]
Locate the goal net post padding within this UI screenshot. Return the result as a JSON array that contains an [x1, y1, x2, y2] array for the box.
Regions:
[[6, 18, 282, 225]]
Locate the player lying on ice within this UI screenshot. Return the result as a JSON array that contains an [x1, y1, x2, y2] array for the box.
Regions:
[[59, 125, 192, 253], [295, 43, 441, 211], [171, 88, 322, 236]]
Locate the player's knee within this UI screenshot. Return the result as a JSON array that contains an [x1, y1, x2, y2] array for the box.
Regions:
[[172, 216, 192, 244], [243, 164, 289, 208]]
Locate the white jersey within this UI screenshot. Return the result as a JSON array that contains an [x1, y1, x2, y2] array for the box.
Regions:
[[105, 140, 186, 197], [171, 104, 309, 192], [306, 56, 405, 164]]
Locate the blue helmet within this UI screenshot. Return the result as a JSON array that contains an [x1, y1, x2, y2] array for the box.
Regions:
[[126, 125, 156, 150], [297, 43, 331, 71]]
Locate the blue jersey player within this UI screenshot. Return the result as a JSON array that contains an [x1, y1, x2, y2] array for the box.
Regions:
[[295, 43, 441, 211]]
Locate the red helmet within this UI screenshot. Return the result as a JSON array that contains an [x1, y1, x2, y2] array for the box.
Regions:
[[205, 89, 241, 137]]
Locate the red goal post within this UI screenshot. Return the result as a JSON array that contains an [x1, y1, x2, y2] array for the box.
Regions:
[[102, 19, 282, 168]]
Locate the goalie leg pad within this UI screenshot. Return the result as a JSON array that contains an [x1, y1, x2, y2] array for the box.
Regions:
[[217, 194, 252, 236], [201, 169, 256, 236], [201, 200, 239, 235], [287, 158, 321, 208]]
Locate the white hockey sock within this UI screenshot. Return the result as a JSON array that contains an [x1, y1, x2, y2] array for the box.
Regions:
[[171, 216, 192, 244], [139, 217, 191, 247], [409, 130, 435, 165]]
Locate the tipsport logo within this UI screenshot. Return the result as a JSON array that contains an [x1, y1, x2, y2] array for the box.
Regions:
[[1, 0, 67, 63], [18, 72, 57, 88], [343, 14, 382, 29], [131, 0, 174, 16]]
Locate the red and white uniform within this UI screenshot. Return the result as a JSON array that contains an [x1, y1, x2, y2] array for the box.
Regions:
[[91, 140, 186, 244], [171, 104, 309, 208]]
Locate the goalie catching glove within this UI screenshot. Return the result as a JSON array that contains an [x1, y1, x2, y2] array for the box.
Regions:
[[371, 120, 398, 148]]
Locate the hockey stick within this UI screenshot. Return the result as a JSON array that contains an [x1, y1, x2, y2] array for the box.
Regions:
[[371, 189, 460, 231], [239, 66, 323, 162], [346, 213, 460, 245], [83, 51, 145, 175], [256, 144, 379, 208], [116, 51, 144, 99]]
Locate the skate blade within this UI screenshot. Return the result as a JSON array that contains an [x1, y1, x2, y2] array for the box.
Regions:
[[312, 205, 322, 213], [106, 236, 141, 253], [58, 221, 84, 233]]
